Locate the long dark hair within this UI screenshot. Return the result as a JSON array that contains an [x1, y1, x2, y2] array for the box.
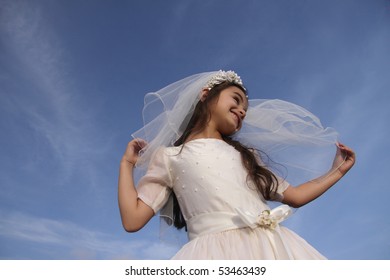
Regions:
[[171, 81, 279, 230]]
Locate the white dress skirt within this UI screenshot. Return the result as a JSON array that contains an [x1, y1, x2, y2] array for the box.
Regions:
[[137, 138, 326, 260]]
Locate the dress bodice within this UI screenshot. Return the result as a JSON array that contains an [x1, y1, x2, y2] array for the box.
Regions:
[[137, 138, 289, 240]]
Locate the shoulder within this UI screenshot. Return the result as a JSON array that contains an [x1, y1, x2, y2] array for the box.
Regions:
[[154, 146, 181, 157], [149, 146, 182, 166]]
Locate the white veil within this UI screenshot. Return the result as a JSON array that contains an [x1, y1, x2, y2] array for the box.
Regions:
[[131, 71, 341, 240], [132, 71, 216, 170], [236, 99, 340, 185]]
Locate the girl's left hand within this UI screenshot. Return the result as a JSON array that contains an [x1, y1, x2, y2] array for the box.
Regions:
[[333, 142, 356, 175]]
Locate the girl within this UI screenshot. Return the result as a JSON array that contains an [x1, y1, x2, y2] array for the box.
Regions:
[[118, 71, 355, 259]]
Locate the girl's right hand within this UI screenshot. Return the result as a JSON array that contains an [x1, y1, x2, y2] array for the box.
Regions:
[[121, 138, 147, 166]]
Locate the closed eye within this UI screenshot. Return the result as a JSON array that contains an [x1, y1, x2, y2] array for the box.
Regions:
[[233, 91, 248, 111]]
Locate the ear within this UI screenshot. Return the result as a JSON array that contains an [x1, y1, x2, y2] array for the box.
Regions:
[[200, 88, 210, 102]]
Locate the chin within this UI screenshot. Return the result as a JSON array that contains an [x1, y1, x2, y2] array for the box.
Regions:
[[220, 123, 240, 137], [222, 129, 239, 137]]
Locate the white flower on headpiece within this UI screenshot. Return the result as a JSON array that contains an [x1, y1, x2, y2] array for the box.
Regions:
[[205, 70, 246, 90]]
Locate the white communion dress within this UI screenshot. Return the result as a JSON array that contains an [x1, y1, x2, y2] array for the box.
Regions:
[[137, 138, 326, 259]]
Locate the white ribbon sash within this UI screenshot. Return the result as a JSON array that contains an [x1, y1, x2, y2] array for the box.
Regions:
[[235, 205, 293, 230]]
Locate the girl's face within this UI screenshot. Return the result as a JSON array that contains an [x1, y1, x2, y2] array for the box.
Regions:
[[208, 86, 248, 136]]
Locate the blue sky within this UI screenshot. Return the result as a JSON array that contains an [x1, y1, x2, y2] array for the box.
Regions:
[[0, 0, 389, 260]]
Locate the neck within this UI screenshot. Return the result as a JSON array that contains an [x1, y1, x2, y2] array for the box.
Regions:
[[186, 126, 222, 143]]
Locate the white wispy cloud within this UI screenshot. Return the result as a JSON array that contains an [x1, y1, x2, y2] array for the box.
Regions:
[[0, 1, 155, 260], [0, 1, 114, 190], [0, 211, 176, 259]]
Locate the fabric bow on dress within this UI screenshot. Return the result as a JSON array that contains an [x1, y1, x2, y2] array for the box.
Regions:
[[235, 205, 293, 230]]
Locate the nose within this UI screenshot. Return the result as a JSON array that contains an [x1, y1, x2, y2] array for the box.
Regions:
[[239, 108, 246, 119]]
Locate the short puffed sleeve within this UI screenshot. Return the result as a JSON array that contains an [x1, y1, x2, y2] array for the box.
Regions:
[[272, 176, 290, 202], [256, 151, 290, 202], [137, 148, 173, 214]]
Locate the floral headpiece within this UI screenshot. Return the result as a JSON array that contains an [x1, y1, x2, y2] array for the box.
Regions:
[[205, 70, 246, 92]]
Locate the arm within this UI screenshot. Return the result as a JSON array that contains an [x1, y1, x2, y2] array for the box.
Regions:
[[118, 139, 154, 232], [282, 143, 355, 208]]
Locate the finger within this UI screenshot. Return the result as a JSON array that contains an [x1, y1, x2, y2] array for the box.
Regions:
[[342, 146, 355, 157], [133, 138, 148, 149], [337, 143, 354, 155], [336, 142, 349, 150], [344, 150, 356, 163]]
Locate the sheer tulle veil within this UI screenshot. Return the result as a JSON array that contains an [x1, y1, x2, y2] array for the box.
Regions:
[[131, 71, 343, 238], [132, 72, 216, 171]]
